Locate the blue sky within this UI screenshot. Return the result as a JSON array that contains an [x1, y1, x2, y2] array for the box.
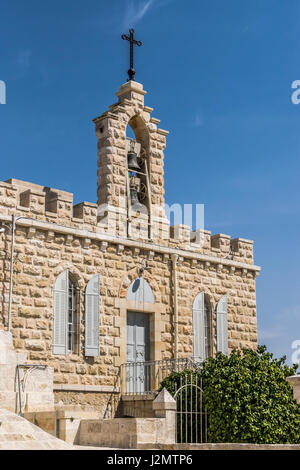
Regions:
[[0, 0, 299, 364]]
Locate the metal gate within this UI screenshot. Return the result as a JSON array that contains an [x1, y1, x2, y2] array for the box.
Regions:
[[174, 372, 208, 444]]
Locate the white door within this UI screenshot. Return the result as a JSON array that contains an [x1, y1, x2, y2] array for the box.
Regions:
[[127, 312, 150, 393]]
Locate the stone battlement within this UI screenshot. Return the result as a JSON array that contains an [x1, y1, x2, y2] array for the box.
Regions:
[[1, 179, 98, 230], [0, 178, 254, 265]]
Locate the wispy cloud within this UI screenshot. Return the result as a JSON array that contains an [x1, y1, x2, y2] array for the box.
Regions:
[[122, 0, 154, 29], [194, 111, 204, 128], [258, 305, 300, 364], [259, 329, 281, 341], [85, 0, 174, 34]]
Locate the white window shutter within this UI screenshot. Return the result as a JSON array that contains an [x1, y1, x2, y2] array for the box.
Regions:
[[53, 270, 68, 355], [193, 292, 206, 362], [85, 274, 100, 357], [217, 295, 228, 355]]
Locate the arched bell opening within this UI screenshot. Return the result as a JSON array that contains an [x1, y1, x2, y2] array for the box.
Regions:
[[126, 117, 152, 240]]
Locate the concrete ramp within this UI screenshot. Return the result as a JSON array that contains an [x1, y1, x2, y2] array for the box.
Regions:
[[0, 408, 73, 450]]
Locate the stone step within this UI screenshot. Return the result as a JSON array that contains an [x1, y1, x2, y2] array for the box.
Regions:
[[24, 392, 55, 412], [0, 408, 73, 449]]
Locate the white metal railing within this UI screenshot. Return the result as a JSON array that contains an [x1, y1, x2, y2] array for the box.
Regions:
[[120, 357, 203, 395]]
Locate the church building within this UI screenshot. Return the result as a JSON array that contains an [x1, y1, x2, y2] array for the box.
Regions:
[[0, 39, 260, 415]]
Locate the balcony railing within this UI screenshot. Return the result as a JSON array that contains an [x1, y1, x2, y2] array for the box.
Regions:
[[120, 357, 203, 395]]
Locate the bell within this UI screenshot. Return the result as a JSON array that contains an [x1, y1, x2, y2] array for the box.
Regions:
[[127, 152, 141, 171], [130, 186, 145, 212], [130, 186, 140, 206]]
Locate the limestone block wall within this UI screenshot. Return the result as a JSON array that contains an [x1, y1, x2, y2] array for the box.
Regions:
[[24, 404, 101, 444], [78, 416, 174, 449], [121, 394, 155, 418], [78, 388, 176, 448], [0, 180, 259, 405], [53, 390, 120, 416]]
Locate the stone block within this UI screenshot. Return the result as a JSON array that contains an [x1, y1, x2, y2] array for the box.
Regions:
[[24, 392, 55, 412], [0, 365, 16, 391], [0, 392, 17, 412], [211, 234, 231, 253], [286, 375, 300, 404], [19, 188, 46, 215]]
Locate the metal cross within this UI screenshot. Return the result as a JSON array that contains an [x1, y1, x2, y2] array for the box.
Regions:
[[121, 28, 142, 81]]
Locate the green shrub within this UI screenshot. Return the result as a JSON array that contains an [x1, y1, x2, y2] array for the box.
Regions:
[[160, 346, 300, 444]]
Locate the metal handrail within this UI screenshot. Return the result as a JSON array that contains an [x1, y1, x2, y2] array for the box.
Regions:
[[16, 364, 48, 416], [120, 357, 203, 395]]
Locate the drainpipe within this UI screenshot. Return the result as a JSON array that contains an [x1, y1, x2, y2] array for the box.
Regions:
[[7, 215, 16, 332], [171, 253, 178, 359]]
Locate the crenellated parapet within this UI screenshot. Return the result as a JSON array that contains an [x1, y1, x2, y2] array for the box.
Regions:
[[0, 179, 255, 265], [170, 225, 254, 264], [0, 179, 98, 231]]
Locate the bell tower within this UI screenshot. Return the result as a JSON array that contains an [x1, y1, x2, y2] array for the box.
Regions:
[[93, 80, 170, 241]]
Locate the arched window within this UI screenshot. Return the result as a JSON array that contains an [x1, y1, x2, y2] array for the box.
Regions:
[[53, 270, 79, 355], [127, 277, 155, 303], [193, 292, 211, 362]]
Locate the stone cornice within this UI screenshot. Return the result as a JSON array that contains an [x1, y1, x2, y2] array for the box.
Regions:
[[0, 214, 260, 273], [53, 384, 119, 393]]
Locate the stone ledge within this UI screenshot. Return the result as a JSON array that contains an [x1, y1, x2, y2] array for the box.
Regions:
[[286, 375, 300, 403], [122, 394, 155, 402], [0, 213, 261, 273], [115, 80, 147, 98], [286, 375, 300, 385], [53, 384, 119, 393], [137, 443, 300, 450], [157, 128, 169, 136]]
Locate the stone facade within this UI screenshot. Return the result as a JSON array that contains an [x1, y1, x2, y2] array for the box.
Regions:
[[0, 80, 260, 415]]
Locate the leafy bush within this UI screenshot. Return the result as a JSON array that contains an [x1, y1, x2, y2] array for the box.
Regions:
[[160, 346, 300, 444]]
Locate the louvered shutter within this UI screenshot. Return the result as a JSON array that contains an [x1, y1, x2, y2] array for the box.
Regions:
[[53, 270, 68, 355], [217, 295, 228, 355], [193, 292, 206, 362], [85, 274, 100, 357]]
